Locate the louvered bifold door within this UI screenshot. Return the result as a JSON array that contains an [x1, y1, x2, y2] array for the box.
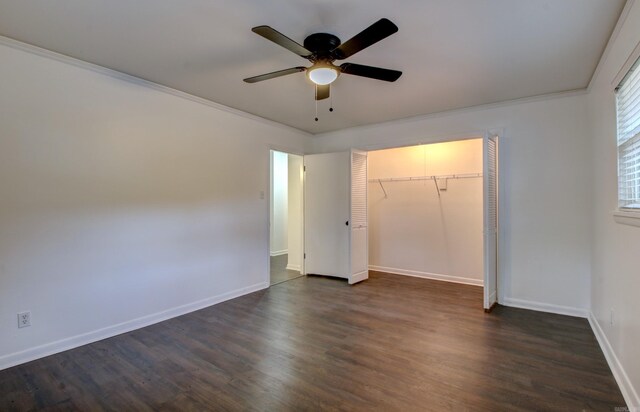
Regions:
[[483, 135, 498, 310], [349, 150, 369, 284]]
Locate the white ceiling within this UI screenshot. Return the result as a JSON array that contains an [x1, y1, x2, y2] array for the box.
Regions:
[[0, 0, 626, 134]]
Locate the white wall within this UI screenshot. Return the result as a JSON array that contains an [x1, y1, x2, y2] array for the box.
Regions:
[[368, 140, 483, 285], [270, 151, 288, 256], [586, 0, 640, 407], [287, 154, 303, 272], [0, 40, 311, 369], [313, 91, 592, 316]]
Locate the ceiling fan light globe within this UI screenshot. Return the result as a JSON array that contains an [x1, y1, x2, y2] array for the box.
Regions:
[[308, 67, 339, 85]]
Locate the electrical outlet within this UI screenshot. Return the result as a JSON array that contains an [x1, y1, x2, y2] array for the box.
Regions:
[[18, 311, 31, 328]]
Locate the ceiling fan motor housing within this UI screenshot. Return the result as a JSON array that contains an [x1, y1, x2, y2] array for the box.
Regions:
[[303, 33, 341, 60]]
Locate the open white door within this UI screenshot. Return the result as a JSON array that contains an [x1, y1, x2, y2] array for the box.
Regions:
[[350, 150, 368, 284], [303, 150, 369, 285], [304, 152, 350, 279], [483, 134, 498, 310]]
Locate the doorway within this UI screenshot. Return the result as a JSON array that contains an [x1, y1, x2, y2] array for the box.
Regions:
[[368, 139, 484, 286], [298, 132, 499, 309], [363, 134, 499, 310], [270, 150, 304, 285]]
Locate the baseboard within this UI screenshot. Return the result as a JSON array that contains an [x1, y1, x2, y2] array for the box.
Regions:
[[588, 312, 639, 411], [270, 249, 288, 257], [286, 264, 301, 272], [0, 281, 269, 371], [501, 297, 588, 318], [369, 265, 483, 287]]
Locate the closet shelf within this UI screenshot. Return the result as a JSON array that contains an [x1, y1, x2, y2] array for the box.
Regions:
[[368, 172, 482, 183]]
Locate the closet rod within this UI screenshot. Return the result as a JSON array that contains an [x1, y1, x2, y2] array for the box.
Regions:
[[368, 172, 482, 183]]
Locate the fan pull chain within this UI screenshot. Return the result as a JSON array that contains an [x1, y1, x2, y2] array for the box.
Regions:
[[315, 85, 319, 121], [329, 85, 334, 112]]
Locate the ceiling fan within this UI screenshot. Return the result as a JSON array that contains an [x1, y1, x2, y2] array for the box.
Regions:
[[243, 18, 402, 101]]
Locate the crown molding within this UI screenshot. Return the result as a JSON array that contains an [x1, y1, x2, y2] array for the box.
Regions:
[[313, 88, 587, 139], [588, 0, 636, 92], [0, 35, 312, 138], [0, 34, 595, 139]]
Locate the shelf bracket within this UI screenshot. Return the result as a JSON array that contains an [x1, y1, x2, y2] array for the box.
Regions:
[[378, 179, 388, 199]]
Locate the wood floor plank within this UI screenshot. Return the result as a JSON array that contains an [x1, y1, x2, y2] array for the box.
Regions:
[[270, 254, 302, 285], [0, 271, 626, 411]]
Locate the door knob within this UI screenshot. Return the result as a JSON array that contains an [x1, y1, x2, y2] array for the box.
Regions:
[[345, 221, 349, 226]]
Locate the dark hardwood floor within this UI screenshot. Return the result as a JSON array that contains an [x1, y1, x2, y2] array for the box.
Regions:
[[0, 272, 625, 411], [270, 254, 302, 285]]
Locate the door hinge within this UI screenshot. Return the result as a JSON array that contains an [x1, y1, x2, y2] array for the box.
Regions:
[[303, 166, 306, 172], [304, 253, 306, 259]]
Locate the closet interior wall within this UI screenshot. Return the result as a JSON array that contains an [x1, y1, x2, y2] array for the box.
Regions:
[[368, 139, 484, 286]]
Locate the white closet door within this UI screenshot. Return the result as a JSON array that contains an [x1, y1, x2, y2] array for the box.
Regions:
[[304, 152, 350, 278], [350, 150, 368, 284], [483, 134, 499, 310]]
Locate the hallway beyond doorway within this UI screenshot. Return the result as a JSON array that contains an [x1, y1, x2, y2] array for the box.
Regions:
[[270, 254, 303, 285]]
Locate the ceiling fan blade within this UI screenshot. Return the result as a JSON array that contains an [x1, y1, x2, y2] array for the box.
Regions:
[[252, 26, 313, 58], [332, 18, 398, 60], [340, 63, 402, 82], [315, 84, 330, 100], [243, 67, 306, 83]]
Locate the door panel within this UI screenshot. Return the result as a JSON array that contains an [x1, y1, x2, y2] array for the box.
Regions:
[[304, 152, 350, 278]]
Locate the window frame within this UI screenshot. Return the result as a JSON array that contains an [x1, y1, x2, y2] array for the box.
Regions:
[[612, 41, 640, 226]]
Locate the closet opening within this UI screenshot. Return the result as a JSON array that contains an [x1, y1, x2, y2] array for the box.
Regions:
[[367, 138, 494, 309], [269, 150, 304, 286]]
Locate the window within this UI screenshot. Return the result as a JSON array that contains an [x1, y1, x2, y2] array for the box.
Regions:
[[616, 55, 640, 210]]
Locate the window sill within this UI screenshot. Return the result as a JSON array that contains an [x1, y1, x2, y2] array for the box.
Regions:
[[613, 209, 640, 227]]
